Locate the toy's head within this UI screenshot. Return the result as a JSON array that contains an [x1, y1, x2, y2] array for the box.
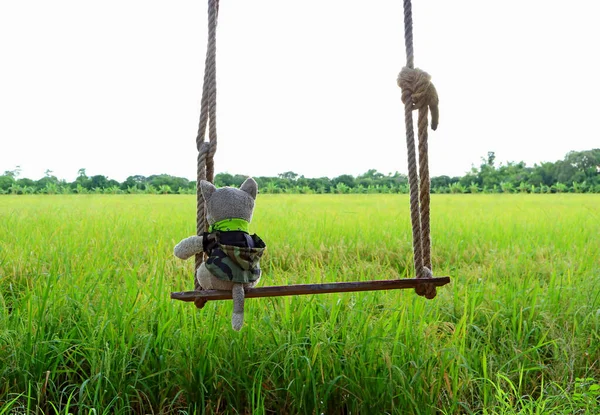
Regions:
[[200, 177, 258, 225]]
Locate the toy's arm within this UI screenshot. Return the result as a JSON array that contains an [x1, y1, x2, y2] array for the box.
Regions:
[[173, 235, 205, 260]]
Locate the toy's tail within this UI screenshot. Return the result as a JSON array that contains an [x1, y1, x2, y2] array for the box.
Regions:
[[232, 283, 245, 331]]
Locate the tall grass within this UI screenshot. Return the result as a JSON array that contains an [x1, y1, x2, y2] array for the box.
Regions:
[[0, 194, 599, 414]]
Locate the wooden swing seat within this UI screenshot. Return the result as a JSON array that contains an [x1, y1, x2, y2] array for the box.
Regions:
[[171, 277, 451, 303]]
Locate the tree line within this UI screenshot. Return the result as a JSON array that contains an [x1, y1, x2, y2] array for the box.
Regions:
[[2, 149, 599, 195]]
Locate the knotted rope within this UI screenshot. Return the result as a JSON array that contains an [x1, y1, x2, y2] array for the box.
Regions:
[[398, 0, 439, 300], [194, 0, 220, 304]]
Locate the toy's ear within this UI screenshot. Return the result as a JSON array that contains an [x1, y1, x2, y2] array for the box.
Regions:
[[200, 180, 216, 202], [240, 177, 258, 200]]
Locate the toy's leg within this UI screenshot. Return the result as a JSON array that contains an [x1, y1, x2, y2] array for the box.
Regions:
[[194, 263, 212, 309], [195, 264, 236, 309], [197, 263, 220, 289], [245, 275, 261, 288], [194, 274, 202, 291]]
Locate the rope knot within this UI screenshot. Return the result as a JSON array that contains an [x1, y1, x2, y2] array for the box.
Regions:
[[397, 67, 439, 130], [415, 266, 437, 299]]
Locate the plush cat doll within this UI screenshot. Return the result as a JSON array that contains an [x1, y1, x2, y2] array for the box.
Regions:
[[174, 177, 266, 331]]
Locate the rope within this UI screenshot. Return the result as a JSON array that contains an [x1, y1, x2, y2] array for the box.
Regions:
[[398, 0, 439, 300], [194, 0, 220, 303]]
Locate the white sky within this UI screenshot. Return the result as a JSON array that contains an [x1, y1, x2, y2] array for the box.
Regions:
[[1, 0, 599, 182]]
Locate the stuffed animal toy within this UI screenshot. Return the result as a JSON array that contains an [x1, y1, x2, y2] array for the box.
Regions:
[[174, 177, 266, 331]]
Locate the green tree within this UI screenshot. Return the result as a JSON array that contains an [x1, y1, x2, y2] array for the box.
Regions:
[[500, 182, 515, 193], [572, 181, 588, 193], [553, 182, 568, 193], [177, 186, 194, 195], [89, 175, 109, 190], [36, 172, 60, 193], [215, 173, 235, 187], [4, 166, 21, 179], [431, 176, 456, 190], [449, 182, 466, 194], [121, 175, 148, 191], [263, 182, 280, 194], [229, 175, 249, 188], [124, 185, 140, 194], [559, 149, 600, 184], [104, 186, 123, 194], [9, 184, 24, 194], [358, 169, 384, 180], [311, 177, 332, 194], [459, 173, 479, 189], [16, 178, 35, 188], [530, 161, 557, 187], [0, 175, 16, 192], [432, 184, 449, 194], [74, 168, 92, 190], [518, 182, 529, 193], [356, 169, 385, 188], [158, 185, 172, 194], [353, 184, 366, 194], [147, 174, 190, 192], [397, 183, 410, 194], [332, 174, 355, 189], [278, 171, 299, 181], [477, 152, 501, 188], [334, 182, 350, 194], [468, 182, 480, 194], [497, 161, 529, 188], [42, 182, 59, 194], [144, 184, 159, 195], [75, 183, 89, 194]]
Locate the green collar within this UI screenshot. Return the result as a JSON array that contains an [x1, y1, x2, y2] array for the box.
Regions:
[[209, 218, 250, 233]]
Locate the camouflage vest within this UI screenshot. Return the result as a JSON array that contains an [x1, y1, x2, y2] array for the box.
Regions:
[[203, 231, 266, 284]]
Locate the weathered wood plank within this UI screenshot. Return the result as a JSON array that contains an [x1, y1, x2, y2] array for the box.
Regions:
[[171, 277, 451, 302]]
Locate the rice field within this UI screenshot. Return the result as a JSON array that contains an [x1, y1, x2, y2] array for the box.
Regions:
[[0, 194, 599, 414]]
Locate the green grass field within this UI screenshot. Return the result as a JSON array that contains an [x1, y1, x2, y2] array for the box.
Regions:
[[0, 194, 599, 414]]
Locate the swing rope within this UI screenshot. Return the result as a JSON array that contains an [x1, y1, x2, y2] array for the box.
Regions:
[[397, 0, 440, 299], [193, 0, 220, 307], [195, 0, 219, 249]]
